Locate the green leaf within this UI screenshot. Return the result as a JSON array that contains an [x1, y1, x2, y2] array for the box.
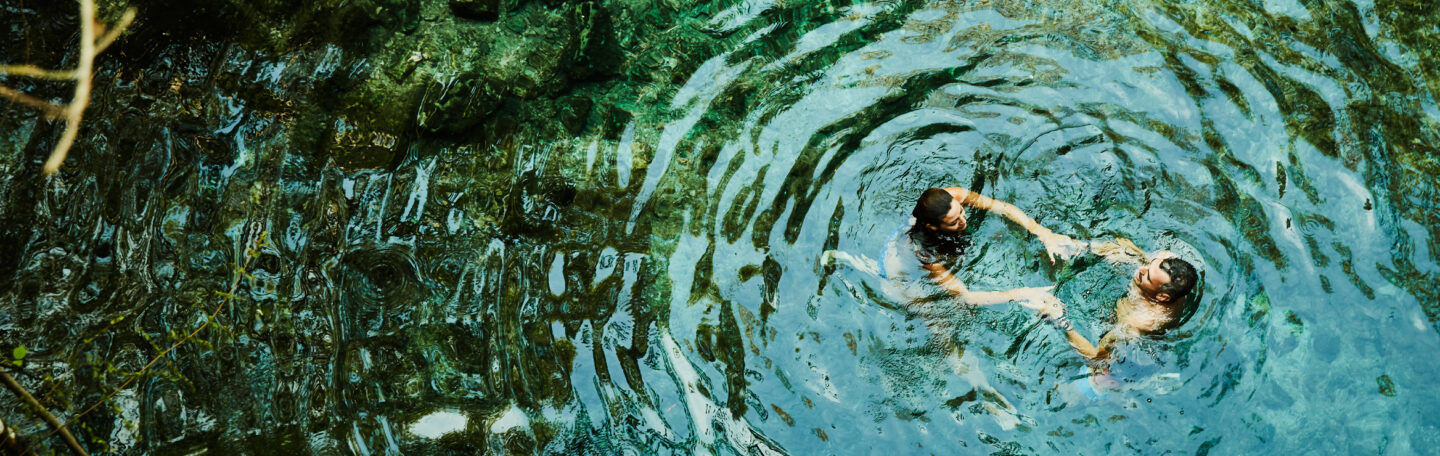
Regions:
[[12, 345, 26, 360]]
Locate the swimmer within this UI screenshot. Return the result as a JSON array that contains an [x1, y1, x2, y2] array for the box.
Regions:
[[880, 187, 1075, 429], [883, 187, 1074, 311], [1036, 238, 1199, 385]]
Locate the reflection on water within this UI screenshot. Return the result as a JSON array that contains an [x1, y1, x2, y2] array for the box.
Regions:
[[2, 0, 1439, 454], [410, 411, 466, 440]]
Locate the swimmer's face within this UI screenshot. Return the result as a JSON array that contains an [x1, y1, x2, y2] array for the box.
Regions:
[[933, 202, 967, 234], [1135, 251, 1178, 302]]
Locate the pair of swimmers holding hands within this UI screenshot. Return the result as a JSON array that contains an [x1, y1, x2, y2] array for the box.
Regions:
[[884, 187, 1198, 390]]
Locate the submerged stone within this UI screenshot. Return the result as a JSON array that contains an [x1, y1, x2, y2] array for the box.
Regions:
[[451, 0, 501, 21], [1377, 375, 1397, 397], [417, 72, 504, 137]]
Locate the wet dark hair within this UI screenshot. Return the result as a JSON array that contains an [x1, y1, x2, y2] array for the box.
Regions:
[[1158, 258, 1197, 302], [911, 188, 953, 227]]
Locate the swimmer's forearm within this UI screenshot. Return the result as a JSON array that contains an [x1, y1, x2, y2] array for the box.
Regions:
[[959, 290, 1019, 306], [931, 270, 999, 304], [942, 187, 1056, 235], [955, 286, 1043, 307], [943, 186, 1000, 212], [926, 263, 1028, 306], [1063, 329, 1104, 359], [990, 200, 1055, 237]]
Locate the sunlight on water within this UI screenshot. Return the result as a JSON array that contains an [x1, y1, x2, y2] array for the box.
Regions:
[[488, 404, 529, 435], [409, 411, 467, 439], [1, 0, 1438, 454]]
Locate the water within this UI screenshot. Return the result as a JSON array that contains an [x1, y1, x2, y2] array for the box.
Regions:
[[2, 0, 1439, 454]]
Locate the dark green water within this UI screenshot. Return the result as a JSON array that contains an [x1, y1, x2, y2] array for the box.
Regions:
[[2, 0, 1439, 454]]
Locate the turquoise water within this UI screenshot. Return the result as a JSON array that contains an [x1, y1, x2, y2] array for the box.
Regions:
[[2, 0, 1439, 454]]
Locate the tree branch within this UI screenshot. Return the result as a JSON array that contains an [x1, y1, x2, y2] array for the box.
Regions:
[[0, 65, 77, 80], [95, 9, 138, 53], [0, 84, 67, 118], [41, 0, 99, 176], [0, 0, 135, 175], [1, 370, 88, 456], [27, 232, 267, 455]]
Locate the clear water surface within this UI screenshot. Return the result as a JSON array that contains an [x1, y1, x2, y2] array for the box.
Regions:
[[2, 0, 1438, 454]]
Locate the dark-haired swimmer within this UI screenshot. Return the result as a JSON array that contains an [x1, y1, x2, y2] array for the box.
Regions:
[[880, 186, 1077, 428], [1035, 238, 1199, 394], [882, 187, 1075, 312]]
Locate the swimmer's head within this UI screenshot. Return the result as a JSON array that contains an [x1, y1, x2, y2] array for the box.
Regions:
[[913, 188, 966, 234], [1135, 251, 1197, 303]]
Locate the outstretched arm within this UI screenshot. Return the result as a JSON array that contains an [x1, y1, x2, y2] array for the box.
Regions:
[[921, 262, 1059, 308], [943, 187, 1079, 262], [942, 186, 1051, 234], [1062, 328, 1108, 360], [1059, 326, 1121, 362], [1034, 303, 1112, 361]]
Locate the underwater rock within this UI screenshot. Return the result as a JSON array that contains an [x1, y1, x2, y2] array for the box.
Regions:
[[6, 0, 705, 172], [121, 0, 419, 53], [557, 94, 596, 135], [324, 115, 410, 170], [450, 0, 501, 21], [1377, 374, 1397, 397], [562, 2, 622, 82], [416, 72, 504, 137]]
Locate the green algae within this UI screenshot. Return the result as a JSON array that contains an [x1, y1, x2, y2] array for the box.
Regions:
[[1377, 374, 1396, 397]]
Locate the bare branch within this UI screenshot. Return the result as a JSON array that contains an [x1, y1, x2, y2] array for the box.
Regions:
[[1, 371, 89, 456], [0, 84, 67, 118], [0, 65, 77, 80], [28, 232, 265, 455], [95, 9, 138, 53], [0, 1, 135, 175], [41, 0, 98, 176]]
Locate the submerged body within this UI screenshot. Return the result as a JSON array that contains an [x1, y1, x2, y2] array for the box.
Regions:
[[883, 187, 1071, 312], [1043, 238, 1199, 386], [876, 186, 1077, 428]]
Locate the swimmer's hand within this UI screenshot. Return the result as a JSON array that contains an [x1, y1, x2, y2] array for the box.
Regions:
[[1034, 299, 1065, 321], [1009, 286, 1062, 314], [1030, 293, 1071, 331], [1036, 232, 1086, 264]]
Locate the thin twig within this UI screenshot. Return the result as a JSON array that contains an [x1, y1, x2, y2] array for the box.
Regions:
[[26, 234, 263, 454], [1, 371, 88, 456], [41, 0, 97, 176], [95, 9, 137, 53], [0, 65, 77, 80], [1, 0, 134, 175], [0, 84, 66, 118]]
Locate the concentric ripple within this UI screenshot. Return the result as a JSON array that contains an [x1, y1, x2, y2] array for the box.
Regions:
[[2, 0, 1438, 454]]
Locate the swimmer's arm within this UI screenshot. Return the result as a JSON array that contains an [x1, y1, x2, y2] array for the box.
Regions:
[[921, 262, 1028, 306], [944, 187, 1075, 262], [1063, 328, 1120, 361], [1062, 328, 1108, 360], [942, 187, 1053, 234]]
